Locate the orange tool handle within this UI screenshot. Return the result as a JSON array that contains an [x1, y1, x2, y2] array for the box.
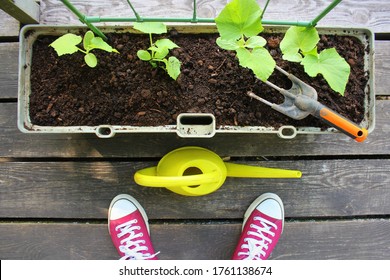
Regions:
[[314, 105, 368, 142]]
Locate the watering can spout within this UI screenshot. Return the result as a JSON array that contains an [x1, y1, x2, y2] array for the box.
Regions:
[[225, 162, 302, 178], [133, 146, 302, 196]]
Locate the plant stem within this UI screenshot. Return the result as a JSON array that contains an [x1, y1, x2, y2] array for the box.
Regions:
[[149, 33, 153, 47], [148, 33, 156, 58], [239, 35, 246, 47], [77, 47, 87, 54]]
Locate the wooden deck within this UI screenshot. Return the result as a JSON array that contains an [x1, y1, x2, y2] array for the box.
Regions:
[[1, 0, 390, 260]]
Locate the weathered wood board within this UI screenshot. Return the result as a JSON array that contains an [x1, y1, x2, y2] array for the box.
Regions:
[[0, 219, 389, 259], [0, 9, 19, 37], [1, 159, 389, 219], [0, 0, 40, 23], [0, 43, 18, 98], [38, 0, 390, 33]]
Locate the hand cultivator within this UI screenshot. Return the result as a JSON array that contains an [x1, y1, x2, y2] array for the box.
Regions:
[[247, 66, 368, 142]]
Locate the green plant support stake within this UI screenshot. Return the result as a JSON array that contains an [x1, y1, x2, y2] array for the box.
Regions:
[[59, 0, 344, 30], [309, 0, 343, 27], [59, 0, 107, 40]]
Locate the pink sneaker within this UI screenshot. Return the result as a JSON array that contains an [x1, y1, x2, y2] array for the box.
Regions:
[[232, 193, 284, 260], [108, 194, 159, 260]]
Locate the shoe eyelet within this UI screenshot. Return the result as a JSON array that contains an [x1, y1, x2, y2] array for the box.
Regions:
[[134, 219, 138, 223], [140, 233, 143, 237]]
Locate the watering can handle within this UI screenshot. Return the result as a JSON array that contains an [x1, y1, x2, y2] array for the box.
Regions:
[[134, 167, 221, 187]]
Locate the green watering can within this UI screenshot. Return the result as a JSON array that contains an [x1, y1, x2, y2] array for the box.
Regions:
[[134, 146, 302, 196]]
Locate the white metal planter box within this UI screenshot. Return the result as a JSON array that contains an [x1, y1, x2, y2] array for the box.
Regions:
[[18, 25, 375, 139]]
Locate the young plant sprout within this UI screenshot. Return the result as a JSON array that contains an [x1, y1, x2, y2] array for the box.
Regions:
[[215, 0, 275, 81], [50, 31, 119, 68], [280, 26, 351, 95], [133, 22, 181, 80]]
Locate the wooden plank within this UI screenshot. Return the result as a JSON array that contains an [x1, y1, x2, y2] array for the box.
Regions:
[[0, 8, 19, 37], [376, 41, 390, 96], [38, 0, 218, 24], [0, 100, 389, 157], [0, 219, 389, 259], [0, 0, 39, 23], [272, 219, 390, 260], [1, 159, 390, 219], [0, 43, 18, 98], [38, 0, 390, 33], [268, 0, 390, 34]]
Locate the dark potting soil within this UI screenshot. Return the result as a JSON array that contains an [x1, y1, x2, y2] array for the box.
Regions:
[[30, 31, 369, 129]]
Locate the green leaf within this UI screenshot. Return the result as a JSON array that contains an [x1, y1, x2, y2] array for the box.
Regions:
[[90, 36, 119, 53], [148, 46, 158, 52], [83, 31, 94, 51], [301, 48, 350, 95], [216, 37, 240, 50], [155, 39, 179, 50], [166, 56, 181, 80], [150, 61, 158, 68], [84, 53, 97, 68], [302, 46, 318, 57], [50, 34, 82, 56], [152, 47, 169, 60], [236, 47, 276, 81], [137, 50, 152, 61], [245, 36, 267, 48], [133, 22, 167, 34], [215, 0, 263, 41], [280, 26, 320, 62], [282, 52, 304, 62]]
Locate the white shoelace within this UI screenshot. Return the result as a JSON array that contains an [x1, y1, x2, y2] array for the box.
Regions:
[[238, 216, 278, 260], [116, 219, 160, 260]]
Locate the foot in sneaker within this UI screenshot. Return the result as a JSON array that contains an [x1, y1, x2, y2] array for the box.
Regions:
[[232, 193, 284, 260], [108, 194, 159, 260]]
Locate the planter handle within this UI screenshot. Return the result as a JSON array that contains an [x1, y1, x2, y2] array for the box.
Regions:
[[96, 125, 116, 138], [177, 113, 216, 138]]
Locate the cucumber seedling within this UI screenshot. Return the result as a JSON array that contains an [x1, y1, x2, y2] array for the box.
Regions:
[[215, 0, 275, 82], [50, 31, 119, 68], [133, 22, 181, 80], [280, 26, 351, 95]]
